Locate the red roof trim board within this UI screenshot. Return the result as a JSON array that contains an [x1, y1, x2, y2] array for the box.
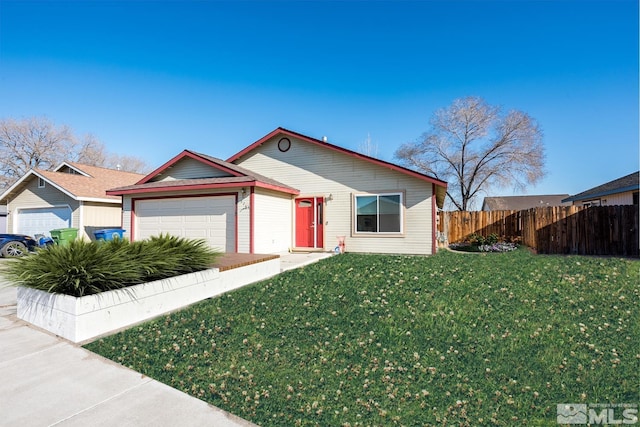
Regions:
[[107, 180, 299, 196], [136, 150, 245, 185], [227, 127, 448, 189]]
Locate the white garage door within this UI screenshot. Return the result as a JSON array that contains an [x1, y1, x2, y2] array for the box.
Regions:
[[135, 196, 235, 252], [16, 207, 72, 237]]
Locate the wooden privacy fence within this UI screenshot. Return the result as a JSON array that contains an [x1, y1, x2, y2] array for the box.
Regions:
[[438, 205, 639, 257]]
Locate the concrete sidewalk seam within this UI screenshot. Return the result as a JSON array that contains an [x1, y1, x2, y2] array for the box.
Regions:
[[47, 377, 154, 426], [0, 339, 67, 368]]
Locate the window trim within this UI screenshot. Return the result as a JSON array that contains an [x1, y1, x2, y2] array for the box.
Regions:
[[352, 191, 405, 236], [38, 177, 46, 188]]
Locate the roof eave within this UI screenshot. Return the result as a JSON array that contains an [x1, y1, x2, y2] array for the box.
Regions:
[[77, 197, 122, 204], [562, 185, 640, 203], [0, 170, 80, 202], [107, 180, 299, 196]]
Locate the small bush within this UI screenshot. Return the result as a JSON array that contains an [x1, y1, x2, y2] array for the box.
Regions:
[[6, 234, 220, 297], [467, 232, 499, 246]]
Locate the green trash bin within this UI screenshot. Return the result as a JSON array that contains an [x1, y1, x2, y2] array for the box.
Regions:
[[50, 228, 78, 246]]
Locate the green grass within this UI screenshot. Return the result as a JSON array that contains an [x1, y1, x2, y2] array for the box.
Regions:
[[85, 249, 640, 426]]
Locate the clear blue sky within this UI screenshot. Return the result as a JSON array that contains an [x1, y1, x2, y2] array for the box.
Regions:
[[1, 0, 637, 198]]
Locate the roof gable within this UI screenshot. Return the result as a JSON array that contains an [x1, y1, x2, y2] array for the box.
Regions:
[[53, 162, 91, 176], [137, 150, 245, 185], [107, 149, 299, 196], [227, 127, 448, 207], [0, 163, 145, 204]]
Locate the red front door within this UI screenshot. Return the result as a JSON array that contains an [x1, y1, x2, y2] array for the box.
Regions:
[[295, 197, 324, 248]]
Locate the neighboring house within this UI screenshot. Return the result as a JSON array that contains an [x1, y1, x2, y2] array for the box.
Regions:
[[0, 205, 6, 233], [108, 128, 447, 255], [562, 171, 639, 207], [482, 195, 571, 211], [0, 162, 145, 240]]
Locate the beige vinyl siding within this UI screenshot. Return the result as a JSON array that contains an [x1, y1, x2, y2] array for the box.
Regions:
[[152, 157, 232, 181], [573, 191, 636, 207], [121, 197, 133, 240], [235, 136, 434, 254], [253, 188, 292, 253], [237, 190, 250, 253], [81, 202, 124, 240], [7, 177, 80, 234], [602, 191, 635, 206]]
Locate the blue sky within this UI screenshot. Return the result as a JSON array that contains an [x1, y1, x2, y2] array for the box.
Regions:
[[0, 0, 637, 198]]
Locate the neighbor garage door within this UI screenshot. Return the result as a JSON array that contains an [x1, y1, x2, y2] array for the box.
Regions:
[[16, 207, 72, 237], [135, 196, 235, 252]]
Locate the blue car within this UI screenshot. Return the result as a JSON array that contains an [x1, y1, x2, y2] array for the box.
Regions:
[[0, 234, 38, 257]]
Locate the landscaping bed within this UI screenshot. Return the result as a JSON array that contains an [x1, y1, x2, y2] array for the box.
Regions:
[[8, 235, 280, 343], [449, 233, 518, 253], [85, 249, 639, 426]]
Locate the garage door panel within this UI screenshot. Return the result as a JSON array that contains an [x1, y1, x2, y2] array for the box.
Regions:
[[17, 207, 72, 237], [135, 196, 235, 252]]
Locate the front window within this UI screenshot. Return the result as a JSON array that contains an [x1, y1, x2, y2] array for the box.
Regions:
[[355, 193, 402, 233]]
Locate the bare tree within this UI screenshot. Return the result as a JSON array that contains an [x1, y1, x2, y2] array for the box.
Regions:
[[106, 153, 149, 173], [395, 97, 545, 211], [358, 133, 379, 158], [0, 117, 76, 188], [0, 117, 149, 188], [74, 133, 150, 173], [75, 133, 108, 166]]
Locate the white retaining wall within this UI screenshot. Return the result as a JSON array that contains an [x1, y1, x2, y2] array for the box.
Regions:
[[16, 258, 280, 343]]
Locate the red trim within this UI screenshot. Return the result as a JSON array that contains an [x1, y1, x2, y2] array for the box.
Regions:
[[108, 180, 299, 196], [254, 181, 300, 195], [227, 127, 448, 189], [431, 183, 437, 255], [129, 193, 239, 250], [136, 150, 245, 185], [249, 187, 255, 254], [130, 199, 137, 240]]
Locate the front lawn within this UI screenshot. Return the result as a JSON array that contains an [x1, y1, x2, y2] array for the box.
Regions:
[[85, 249, 639, 426]]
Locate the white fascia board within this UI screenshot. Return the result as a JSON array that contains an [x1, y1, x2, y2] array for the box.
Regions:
[[77, 197, 122, 204], [0, 170, 39, 201]]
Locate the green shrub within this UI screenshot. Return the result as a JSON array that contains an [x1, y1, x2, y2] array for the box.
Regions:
[[6, 234, 220, 297], [467, 232, 499, 246]]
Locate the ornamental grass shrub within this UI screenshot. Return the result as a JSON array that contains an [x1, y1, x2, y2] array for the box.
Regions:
[[6, 234, 220, 297]]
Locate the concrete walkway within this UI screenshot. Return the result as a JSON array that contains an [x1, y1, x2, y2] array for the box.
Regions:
[[0, 252, 332, 427], [279, 251, 334, 272]]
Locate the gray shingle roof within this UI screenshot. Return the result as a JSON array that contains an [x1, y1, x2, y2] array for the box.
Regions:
[[482, 195, 571, 211], [562, 171, 639, 203]]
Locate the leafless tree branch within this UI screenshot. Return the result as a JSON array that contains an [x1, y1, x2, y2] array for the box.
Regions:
[[394, 97, 545, 210]]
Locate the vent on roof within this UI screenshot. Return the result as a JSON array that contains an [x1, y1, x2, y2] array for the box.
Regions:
[[322, 136, 328, 142]]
